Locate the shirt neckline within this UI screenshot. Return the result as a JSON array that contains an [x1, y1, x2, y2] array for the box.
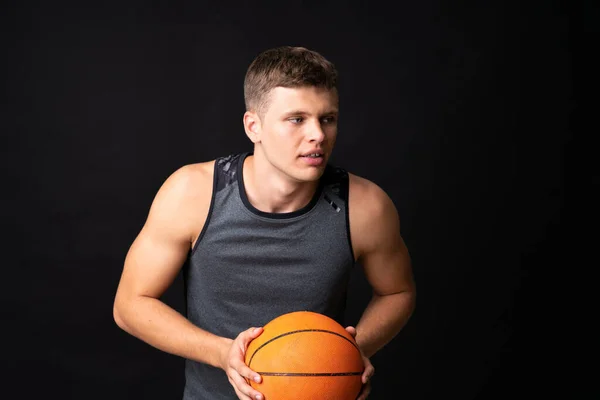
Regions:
[[236, 152, 325, 220]]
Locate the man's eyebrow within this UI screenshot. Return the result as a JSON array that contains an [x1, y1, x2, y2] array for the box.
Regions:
[[281, 109, 339, 117]]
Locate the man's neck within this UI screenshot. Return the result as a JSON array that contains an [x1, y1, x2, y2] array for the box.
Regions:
[[242, 154, 319, 214]]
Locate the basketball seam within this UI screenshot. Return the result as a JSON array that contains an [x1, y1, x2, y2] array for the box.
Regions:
[[256, 372, 363, 376], [247, 329, 362, 370]]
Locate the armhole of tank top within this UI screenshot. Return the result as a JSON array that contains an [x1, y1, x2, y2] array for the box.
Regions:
[[344, 172, 357, 263], [190, 160, 218, 257]]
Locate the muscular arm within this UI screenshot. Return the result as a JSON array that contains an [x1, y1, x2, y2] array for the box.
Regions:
[[349, 174, 416, 358], [113, 162, 232, 368]]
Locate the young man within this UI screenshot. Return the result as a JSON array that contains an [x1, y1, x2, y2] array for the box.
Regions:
[[113, 46, 416, 400]]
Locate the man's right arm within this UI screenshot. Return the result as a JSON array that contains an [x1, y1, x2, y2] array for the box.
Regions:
[[112, 162, 231, 368], [113, 162, 267, 400]]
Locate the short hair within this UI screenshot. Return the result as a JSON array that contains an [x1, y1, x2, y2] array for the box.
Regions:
[[243, 46, 338, 117]]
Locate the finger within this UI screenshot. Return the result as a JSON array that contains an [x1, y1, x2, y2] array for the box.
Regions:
[[362, 362, 375, 384], [345, 326, 357, 337], [232, 384, 253, 400], [241, 327, 263, 348], [356, 381, 372, 400], [234, 362, 262, 386], [229, 374, 253, 400], [246, 326, 263, 339], [229, 355, 262, 393], [231, 370, 264, 400]]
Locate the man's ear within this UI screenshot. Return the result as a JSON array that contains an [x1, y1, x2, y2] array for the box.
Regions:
[[243, 111, 261, 143]]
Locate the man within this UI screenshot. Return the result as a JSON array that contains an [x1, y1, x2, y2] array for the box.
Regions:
[[113, 45, 415, 400]]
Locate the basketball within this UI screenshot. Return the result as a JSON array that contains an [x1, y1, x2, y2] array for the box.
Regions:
[[245, 310, 364, 400]]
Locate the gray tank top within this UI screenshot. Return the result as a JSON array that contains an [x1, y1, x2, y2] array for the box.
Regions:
[[182, 152, 356, 399]]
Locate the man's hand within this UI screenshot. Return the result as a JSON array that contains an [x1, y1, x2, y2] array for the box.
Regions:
[[346, 326, 375, 400], [220, 327, 265, 400]]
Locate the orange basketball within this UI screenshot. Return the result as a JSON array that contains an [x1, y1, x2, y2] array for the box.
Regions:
[[245, 310, 364, 400]]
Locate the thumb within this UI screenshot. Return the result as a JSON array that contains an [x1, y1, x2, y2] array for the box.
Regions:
[[345, 326, 357, 337], [248, 326, 263, 339]]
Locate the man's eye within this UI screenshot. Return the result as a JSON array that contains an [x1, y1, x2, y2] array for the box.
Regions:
[[322, 116, 337, 124], [289, 117, 303, 124]]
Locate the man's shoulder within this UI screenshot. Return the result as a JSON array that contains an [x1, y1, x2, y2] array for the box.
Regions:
[[348, 172, 382, 196], [347, 172, 401, 253], [173, 160, 215, 183], [347, 172, 396, 215], [159, 160, 217, 201], [167, 152, 247, 193]]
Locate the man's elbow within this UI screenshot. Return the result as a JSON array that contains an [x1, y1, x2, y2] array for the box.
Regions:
[[113, 295, 130, 331], [391, 288, 416, 318], [401, 283, 416, 309]]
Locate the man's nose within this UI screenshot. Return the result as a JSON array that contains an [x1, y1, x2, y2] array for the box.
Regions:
[[306, 121, 326, 143]]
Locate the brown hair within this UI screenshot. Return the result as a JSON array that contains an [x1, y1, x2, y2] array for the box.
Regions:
[[243, 46, 338, 117]]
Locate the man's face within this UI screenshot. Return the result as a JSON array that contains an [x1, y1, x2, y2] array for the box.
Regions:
[[252, 86, 339, 183]]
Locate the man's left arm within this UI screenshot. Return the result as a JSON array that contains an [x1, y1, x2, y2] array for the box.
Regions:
[[349, 174, 416, 358]]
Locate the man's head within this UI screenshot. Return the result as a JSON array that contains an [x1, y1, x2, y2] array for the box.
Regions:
[[244, 46, 338, 118], [242, 46, 340, 183]]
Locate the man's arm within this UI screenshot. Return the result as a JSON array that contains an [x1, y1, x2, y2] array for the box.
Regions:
[[349, 173, 416, 358], [112, 162, 231, 368], [113, 162, 268, 400]]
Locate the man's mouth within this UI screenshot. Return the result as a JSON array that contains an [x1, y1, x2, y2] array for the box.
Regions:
[[301, 153, 323, 158]]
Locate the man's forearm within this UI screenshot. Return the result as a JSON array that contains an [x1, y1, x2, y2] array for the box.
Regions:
[[113, 295, 231, 369], [354, 290, 416, 358]]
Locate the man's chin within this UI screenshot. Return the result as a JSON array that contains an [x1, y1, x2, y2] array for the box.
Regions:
[[295, 167, 326, 183]]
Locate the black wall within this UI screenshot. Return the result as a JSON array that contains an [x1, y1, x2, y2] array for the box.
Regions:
[[3, 1, 581, 399]]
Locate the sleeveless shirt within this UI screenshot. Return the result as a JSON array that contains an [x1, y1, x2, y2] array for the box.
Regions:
[[182, 152, 356, 399]]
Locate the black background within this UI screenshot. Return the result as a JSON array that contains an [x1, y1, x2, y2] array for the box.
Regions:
[[2, 0, 586, 399]]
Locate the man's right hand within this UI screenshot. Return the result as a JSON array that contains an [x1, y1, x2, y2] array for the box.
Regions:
[[221, 326, 265, 400]]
